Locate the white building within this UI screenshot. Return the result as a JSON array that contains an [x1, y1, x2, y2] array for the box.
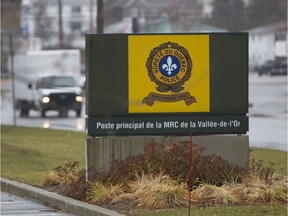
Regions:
[[248, 22, 287, 69], [20, 0, 97, 50], [20, 0, 213, 49]]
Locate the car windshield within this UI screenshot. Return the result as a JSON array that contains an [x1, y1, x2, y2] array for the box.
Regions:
[[40, 76, 77, 88]]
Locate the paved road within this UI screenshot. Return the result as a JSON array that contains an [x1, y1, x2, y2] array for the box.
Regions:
[[248, 73, 287, 151], [1, 191, 75, 216]]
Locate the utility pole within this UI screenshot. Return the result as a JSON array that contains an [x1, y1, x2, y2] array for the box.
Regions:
[[58, 0, 64, 48], [132, 8, 139, 33], [89, 0, 94, 32], [132, 16, 139, 33], [9, 34, 17, 126], [97, 0, 104, 33]]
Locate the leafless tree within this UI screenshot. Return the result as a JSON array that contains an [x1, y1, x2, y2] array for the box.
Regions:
[[31, 0, 52, 40]]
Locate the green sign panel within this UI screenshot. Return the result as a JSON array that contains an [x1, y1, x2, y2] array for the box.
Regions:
[[86, 33, 248, 136]]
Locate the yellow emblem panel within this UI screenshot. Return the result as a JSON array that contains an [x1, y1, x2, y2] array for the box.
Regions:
[[128, 35, 210, 113]]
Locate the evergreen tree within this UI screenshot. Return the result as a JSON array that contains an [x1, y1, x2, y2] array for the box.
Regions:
[[247, 0, 287, 28], [209, 0, 246, 31], [204, 0, 287, 31]]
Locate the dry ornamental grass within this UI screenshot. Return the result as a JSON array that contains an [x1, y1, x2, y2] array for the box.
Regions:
[[42, 142, 287, 210]]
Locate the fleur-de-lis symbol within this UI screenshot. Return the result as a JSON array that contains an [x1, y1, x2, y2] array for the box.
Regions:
[[162, 56, 177, 75]]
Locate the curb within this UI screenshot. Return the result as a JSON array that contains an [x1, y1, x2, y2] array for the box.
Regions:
[[1, 178, 125, 216]]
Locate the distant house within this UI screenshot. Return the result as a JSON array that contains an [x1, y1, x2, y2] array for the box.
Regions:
[[107, 0, 204, 21], [248, 22, 287, 69], [105, 0, 209, 33], [20, 0, 97, 50], [105, 16, 227, 34], [20, 0, 210, 49], [140, 17, 227, 33]]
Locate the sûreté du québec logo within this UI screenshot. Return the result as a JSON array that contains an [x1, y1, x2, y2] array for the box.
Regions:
[[143, 41, 196, 106]]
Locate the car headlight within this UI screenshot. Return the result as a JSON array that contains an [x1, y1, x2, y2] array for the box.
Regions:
[[75, 95, 83, 102], [42, 96, 50, 103]]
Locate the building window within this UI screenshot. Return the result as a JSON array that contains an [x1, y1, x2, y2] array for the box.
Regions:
[[70, 22, 82, 35], [72, 6, 81, 14], [275, 34, 286, 41]]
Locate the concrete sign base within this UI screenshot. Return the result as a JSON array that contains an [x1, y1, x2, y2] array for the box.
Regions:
[[86, 135, 249, 177]]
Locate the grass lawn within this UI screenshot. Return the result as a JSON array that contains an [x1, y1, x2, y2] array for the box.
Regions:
[[1, 125, 287, 215], [133, 204, 287, 216], [1, 125, 86, 186], [250, 147, 287, 176]]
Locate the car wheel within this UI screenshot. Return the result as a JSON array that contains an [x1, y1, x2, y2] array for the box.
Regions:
[[76, 109, 81, 117], [20, 108, 29, 117], [41, 110, 46, 118]]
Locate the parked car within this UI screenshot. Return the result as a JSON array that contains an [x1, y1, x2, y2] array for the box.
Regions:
[[256, 60, 287, 76]]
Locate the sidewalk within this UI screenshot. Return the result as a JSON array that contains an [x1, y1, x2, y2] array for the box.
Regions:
[[1, 178, 125, 216]]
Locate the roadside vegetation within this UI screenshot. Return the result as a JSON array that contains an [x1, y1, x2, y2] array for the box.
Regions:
[[1, 125, 287, 216], [42, 143, 287, 214]]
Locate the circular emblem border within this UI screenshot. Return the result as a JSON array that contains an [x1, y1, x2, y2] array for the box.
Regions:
[[146, 41, 193, 93]]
